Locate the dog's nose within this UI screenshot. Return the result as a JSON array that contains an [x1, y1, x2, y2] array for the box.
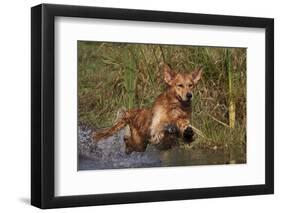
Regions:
[[186, 93, 192, 100]]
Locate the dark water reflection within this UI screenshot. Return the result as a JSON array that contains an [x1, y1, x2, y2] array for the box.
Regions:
[[78, 125, 246, 170]]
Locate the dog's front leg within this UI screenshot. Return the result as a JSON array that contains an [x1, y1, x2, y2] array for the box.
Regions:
[[176, 119, 194, 143], [149, 109, 166, 144], [150, 127, 165, 145]]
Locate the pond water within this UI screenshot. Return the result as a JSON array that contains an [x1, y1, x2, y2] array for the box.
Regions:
[[78, 125, 246, 170]]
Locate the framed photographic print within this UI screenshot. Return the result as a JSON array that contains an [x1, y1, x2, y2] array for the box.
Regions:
[[31, 3, 274, 209]]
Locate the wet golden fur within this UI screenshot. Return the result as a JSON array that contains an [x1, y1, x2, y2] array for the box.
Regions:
[[93, 63, 202, 153]]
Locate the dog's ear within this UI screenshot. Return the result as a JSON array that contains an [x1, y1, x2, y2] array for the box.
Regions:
[[191, 66, 203, 85], [162, 63, 176, 86]]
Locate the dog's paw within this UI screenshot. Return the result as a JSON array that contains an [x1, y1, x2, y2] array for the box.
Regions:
[[183, 126, 195, 143], [150, 132, 165, 144], [163, 124, 179, 135]]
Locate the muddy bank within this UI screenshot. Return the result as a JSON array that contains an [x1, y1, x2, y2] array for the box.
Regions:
[[78, 125, 246, 170]]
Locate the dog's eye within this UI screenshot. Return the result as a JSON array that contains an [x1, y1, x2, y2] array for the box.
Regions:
[[188, 83, 193, 87], [177, 84, 184, 88]]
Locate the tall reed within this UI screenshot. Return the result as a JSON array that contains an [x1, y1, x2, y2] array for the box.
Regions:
[[226, 49, 236, 128], [122, 47, 137, 109]]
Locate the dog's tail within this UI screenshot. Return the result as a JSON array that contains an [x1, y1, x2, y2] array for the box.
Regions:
[[92, 108, 129, 142]]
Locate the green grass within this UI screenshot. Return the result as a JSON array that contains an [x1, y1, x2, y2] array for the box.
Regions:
[[78, 41, 246, 148]]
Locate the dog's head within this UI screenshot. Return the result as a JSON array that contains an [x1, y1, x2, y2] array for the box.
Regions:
[[162, 63, 202, 105]]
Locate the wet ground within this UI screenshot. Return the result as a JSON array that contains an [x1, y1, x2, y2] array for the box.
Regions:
[[78, 125, 246, 170]]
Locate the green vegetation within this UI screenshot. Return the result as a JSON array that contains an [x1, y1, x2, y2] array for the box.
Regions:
[[78, 41, 246, 149]]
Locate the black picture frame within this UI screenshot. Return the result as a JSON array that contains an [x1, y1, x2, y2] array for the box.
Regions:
[[31, 3, 274, 209]]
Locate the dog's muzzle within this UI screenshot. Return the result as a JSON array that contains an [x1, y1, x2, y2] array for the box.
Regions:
[[186, 92, 192, 100], [176, 95, 192, 107]]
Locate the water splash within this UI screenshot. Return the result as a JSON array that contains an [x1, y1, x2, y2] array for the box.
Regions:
[[78, 125, 161, 170]]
